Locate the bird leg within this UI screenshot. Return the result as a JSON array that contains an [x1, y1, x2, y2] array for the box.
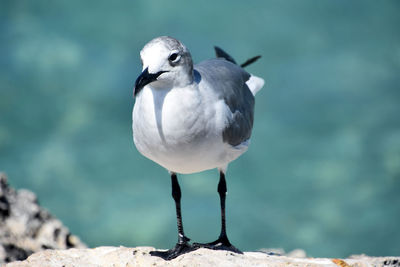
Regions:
[[150, 173, 196, 260], [193, 171, 242, 254]]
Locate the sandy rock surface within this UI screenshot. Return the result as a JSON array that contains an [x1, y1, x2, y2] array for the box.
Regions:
[[4, 246, 400, 267]]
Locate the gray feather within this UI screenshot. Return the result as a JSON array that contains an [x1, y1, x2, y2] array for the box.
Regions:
[[194, 59, 255, 146]]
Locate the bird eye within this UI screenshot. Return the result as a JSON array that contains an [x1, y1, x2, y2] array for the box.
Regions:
[[168, 52, 180, 63]]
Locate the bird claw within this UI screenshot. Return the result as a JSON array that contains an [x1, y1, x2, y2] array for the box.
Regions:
[[150, 242, 196, 260], [193, 236, 243, 254]]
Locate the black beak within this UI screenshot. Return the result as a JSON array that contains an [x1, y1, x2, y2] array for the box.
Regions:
[[134, 67, 167, 96]]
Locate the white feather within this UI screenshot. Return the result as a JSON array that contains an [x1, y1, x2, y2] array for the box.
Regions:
[[246, 74, 265, 96]]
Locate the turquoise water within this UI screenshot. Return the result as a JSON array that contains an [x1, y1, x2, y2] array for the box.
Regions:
[[1, 0, 400, 257]]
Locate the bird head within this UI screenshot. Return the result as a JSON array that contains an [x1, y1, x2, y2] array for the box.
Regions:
[[134, 36, 194, 96]]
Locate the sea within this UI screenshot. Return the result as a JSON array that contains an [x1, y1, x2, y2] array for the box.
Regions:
[[1, 0, 399, 257]]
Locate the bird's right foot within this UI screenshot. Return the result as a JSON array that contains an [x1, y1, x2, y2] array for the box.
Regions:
[[150, 242, 196, 260]]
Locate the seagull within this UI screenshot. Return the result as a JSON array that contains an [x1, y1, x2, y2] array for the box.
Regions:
[[132, 36, 264, 260]]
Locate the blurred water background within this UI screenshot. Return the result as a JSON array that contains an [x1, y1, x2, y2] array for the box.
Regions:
[[1, 0, 400, 258]]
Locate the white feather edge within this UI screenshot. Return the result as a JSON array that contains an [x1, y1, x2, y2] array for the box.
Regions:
[[246, 74, 265, 96]]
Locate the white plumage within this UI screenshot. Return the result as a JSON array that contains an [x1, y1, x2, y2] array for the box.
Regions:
[[131, 36, 264, 260], [132, 37, 264, 174]]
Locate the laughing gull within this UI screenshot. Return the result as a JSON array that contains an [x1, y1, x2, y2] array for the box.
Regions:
[[132, 36, 264, 260]]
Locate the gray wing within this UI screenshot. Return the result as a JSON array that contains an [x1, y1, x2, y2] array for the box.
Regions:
[[194, 59, 255, 146]]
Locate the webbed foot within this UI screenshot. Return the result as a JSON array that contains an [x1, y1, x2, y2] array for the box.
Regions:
[[150, 241, 196, 260], [193, 235, 242, 254]]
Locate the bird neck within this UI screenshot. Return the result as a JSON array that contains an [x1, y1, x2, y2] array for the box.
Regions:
[[152, 69, 194, 90], [174, 70, 194, 88]]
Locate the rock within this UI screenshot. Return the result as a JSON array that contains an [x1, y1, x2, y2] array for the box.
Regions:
[[1, 172, 398, 266], [4, 246, 400, 267], [0, 173, 86, 264]]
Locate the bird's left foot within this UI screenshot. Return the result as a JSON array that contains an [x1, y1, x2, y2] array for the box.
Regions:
[[193, 235, 242, 254]]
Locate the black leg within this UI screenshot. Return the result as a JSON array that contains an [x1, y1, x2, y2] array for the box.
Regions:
[[150, 173, 196, 260], [193, 171, 242, 254]]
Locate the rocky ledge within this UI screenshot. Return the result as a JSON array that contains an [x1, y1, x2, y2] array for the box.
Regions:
[[0, 173, 86, 264], [1, 173, 399, 266], [4, 246, 400, 267]]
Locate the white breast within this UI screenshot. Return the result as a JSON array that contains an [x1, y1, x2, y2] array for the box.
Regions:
[[132, 85, 247, 174]]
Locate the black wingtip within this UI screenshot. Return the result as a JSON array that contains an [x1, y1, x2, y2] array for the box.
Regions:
[[214, 46, 237, 65], [214, 46, 261, 68], [240, 55, 261, 68]]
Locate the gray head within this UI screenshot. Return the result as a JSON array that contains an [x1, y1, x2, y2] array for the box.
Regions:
[[134, 36, 194, 95]]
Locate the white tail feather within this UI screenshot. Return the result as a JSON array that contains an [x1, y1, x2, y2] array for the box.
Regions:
[[246, 75, 265, 96]]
